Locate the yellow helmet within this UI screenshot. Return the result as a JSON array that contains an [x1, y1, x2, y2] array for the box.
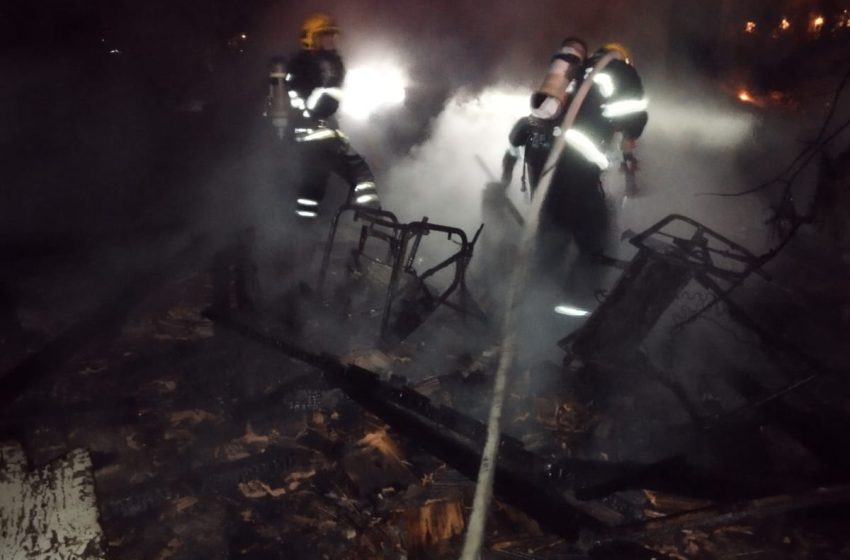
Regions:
[[300, 12, 340, 50], [601, 42, 632, 65]]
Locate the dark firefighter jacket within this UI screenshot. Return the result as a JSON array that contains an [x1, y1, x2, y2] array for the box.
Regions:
[[504, 57, 648, 194], [285, 49, 346, 125], [276, 49, 378, 217]]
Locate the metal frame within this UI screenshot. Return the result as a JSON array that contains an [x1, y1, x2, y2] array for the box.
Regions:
[[318, 204, 485, 342], [564, 214, 837, 426], [628, 214, 768, 283]]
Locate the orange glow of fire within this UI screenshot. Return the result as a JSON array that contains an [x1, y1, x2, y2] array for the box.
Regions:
[[811, 15, 825, 32], [738, 90, 753, 103], [780, 17, 791, 30], [745, 21, 757, 33]]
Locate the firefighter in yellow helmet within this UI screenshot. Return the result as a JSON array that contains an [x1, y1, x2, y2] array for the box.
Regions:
[[255, 13, 382, 330], [599, 42, 632, 65], [493, 39, 648, 306], [299, 12, 340, 50], [265, 12, 379, 224]]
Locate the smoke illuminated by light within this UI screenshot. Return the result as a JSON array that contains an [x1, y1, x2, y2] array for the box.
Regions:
[[342, 63, 408, 120], [646, 91, 757, 149]]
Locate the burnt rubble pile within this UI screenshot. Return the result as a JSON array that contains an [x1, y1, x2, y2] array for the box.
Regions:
[[2, 200, 850, 559]]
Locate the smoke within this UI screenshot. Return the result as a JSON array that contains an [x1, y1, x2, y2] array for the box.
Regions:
[[4, 0, 830, 409], [256, 0, 681, 93], [614, 84, 774, 256], [292, 3, 820, 460], [379, 88, 529, 230], [246, 0, 781, 266]]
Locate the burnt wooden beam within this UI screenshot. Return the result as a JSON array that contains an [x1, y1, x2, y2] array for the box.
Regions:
[[205, 309, 694, 540], [617, 483, 850, 538], [210, 310, 850, 543]]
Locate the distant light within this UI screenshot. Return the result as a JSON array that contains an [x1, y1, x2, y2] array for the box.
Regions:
[[109, 49, 121, 55], [779, 17, 791, 30], [554, 304, 590, 317], [810, 15, 824, 33], [745, 21, 756, 33], [240, 33, 247, 40]]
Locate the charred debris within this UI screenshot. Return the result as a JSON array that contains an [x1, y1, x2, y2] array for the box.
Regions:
[[4, 133, 850, 559]]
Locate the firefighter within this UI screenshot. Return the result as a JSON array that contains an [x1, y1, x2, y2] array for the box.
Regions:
[[493, 40, 648, 300], [252, 13, 383, 329], [265, 12, 380, 225]]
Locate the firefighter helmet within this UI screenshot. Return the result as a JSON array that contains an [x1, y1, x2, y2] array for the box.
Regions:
[[599, 42, 632, 65], [300, 12, 340, 50]]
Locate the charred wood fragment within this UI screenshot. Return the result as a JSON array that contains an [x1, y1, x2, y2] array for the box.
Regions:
[[99, 446, 307, 521], [618, 483, 850, 537], [204, 309, 655, 540]]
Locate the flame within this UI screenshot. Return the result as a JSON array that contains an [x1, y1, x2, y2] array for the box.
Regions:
[[810, 15, 825, 33], [403, 499, 465, 549], [745, 21, 757, 33], [780, 17, 791, 30], [734, 88, 781, 109]]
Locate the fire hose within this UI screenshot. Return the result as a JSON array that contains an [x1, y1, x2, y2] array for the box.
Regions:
[[459, 49, 624, 560]]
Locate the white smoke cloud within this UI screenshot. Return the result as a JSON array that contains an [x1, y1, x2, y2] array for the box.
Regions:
[[381, 86, 530, 233], [361, 78, 773, 268], [614, 86, 775, 256]]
